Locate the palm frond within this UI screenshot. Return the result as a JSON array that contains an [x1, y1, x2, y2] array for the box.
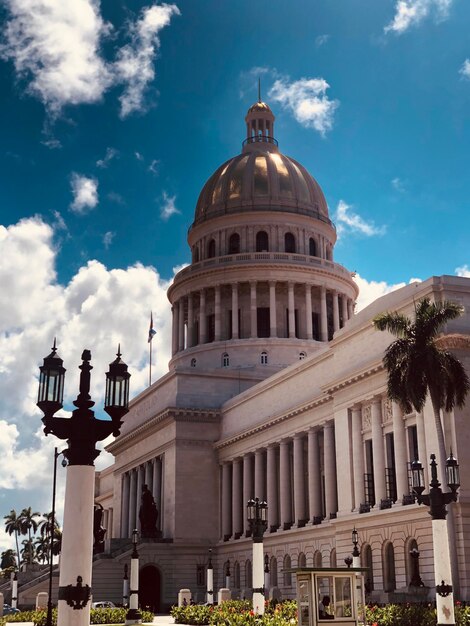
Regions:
[[416, 299, 464, 341], [373, 312, 411, 337]]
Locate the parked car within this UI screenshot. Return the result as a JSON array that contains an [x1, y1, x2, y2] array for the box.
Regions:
[[3, 604, 21, 615], [91, 601, 116, 609]]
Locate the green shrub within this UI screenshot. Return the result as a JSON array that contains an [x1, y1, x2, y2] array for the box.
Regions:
[[1, 607, 153, 625]]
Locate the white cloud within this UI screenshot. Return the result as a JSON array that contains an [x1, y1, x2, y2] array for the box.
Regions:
[[0, 216, 174, 544], [385, 0, 453, 34], [103, 231, 115, 249], [354, 273, 422, 311], [335, 200, 386, 237], [148, 159, 160, 175], [97, 147, 118, 168], [315, 34, 330, 47], [459, 59, 470, 79], [268, 76, 339, 136], [70, 173, 98, 214], [160, 192, 180, 221], [135, 151, 144, 161], [114, 3, 180, 118], [456, 264, 470, 277], [0, 0, 179, 117], [391, 177, 405, 192]]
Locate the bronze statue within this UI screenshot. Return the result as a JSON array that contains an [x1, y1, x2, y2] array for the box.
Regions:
[[93, 504, 106, 554], [139, 484, 160, 538]]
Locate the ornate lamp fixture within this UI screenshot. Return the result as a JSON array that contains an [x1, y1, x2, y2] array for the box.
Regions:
[[246, 498, 268, 615]]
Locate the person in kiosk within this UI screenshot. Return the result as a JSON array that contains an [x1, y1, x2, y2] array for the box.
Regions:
[[318, 595, 334, 620]]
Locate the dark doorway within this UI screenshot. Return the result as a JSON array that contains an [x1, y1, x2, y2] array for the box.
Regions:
[[257, 307, 270, 338], [139, 565, 161, 613]]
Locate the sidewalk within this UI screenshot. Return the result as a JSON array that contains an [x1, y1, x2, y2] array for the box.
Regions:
[[151, 616, 175, 625]]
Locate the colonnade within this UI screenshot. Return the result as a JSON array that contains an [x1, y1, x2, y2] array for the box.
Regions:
[[120, 456, 163, 538], [101, 508, 113, 539], [220, 423, 338, 541], [172, 282, 354, 355]]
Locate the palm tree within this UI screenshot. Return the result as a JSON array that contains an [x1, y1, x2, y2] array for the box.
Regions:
[[4, 509, 21, 566], [18, 507, 41, 566], [20, 538, 37, 566], [373, 297, 470, 480], [0, 549, 16, 570], [35, 513, 62, 564]]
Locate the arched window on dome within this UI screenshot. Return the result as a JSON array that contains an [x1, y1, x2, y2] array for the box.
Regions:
[[309, 237, 317, 257], [256, 230, 269, 252], [260, 351, 268, 365], [222, 353, 230, 367], [299, 351, 306, 360], [228, 233, 240, 254], [285, 232, 296, 253], [207, 239, 216, 259], [190, 358, 197, 368]]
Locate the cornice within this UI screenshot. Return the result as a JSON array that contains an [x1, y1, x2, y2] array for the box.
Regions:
[[321, 360, 385, 395], [215, 393, 332, 450], [106, 407, 220, 455]]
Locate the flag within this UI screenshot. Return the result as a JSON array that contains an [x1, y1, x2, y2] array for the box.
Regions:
[[148, 313, 156, 343]]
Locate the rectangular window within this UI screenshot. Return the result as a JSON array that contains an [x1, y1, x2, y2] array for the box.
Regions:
[[257, 307, 270, 338], [312, 312, 320, 340], [207, 314, 215, 342], [196, 565, 205, 587], [364, 440, 375, 506]]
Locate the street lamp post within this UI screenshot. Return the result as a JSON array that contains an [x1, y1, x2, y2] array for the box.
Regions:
[[37, 342, 130, 626], [351, 527, 360, 568], [263, 554, 270, 598], [206, 549, 214, 605], [411, 453, 460, 626], [126, 530, 142, 625], [11, 572, 17, 609], [46, 448, 67, 626], [123, 564, 129, 607], [246, 498, 267, 615], [225, 559, 231, 589]]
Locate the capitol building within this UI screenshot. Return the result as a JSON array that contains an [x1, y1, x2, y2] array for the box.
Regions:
[[22, 99, 470, 610]]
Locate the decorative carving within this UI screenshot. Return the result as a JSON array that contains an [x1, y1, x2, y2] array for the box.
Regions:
[[58, 576, 91, 610], [383, 398, 393, 424], [362, 405, 372, 430]]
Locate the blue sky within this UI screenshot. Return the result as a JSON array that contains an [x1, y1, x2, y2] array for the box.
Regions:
[[0, 0, 469, 552]]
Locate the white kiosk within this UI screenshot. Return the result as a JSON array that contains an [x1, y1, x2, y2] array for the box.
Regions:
[[295, 568, 367, 626]]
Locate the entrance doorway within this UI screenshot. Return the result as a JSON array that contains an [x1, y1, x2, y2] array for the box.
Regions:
[[139, 565, 161, 613]]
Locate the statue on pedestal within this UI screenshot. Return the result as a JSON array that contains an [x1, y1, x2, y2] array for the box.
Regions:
[[139, 484, 160, 538]]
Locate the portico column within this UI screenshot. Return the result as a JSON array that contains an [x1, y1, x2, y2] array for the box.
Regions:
[[320, 286, 328, 341], [288, 282, 295, 338], [144, 462, 152, 492], [293, 434, 306, 525], [171, 306, 178, 355], [416, 411, 429, 485], [243, 455, 253, 536], [351, 406, 365, 510], [341, 295, 348, 328], [267, 445, 279, 531], [136, 465, 143, 531], [222, 463, 232, 540], [392, 402, 408, 502], [128, 469, 137, 538], [232, 459, 243, 538], [371, 398, 386, 505], [152, 458, 162, 529], [308, 429, 322, 520], [121, 473, 130, 538], [187, 293, 194, 347], [198, 290, 206, 345], [323, 423, 338, 518], [305, 285, 313, 340], [347, 299, 354, 320], [232, 283, 239, 339], [332, 291, 340, 333], [178, 298, 185, 351], [269, 281, 277, 337], [279, 439, 292, 530], [214, 284, 221, 341], [254, 449, 265, 500], [250, 281, 257, 338]]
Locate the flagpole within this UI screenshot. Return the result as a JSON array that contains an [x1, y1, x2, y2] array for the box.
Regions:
[[149, 338, 152, 387]]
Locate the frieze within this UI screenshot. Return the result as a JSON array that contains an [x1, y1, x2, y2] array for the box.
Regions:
[[383, 398, 393, 424]]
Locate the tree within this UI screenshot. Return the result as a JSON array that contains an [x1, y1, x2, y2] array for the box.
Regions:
[[4, 509, 21, 567], [18, 507, 41, 566], [20, 538, 37, 566], [0, 549, 16, 569], [373, 297, 470, 480], [35, 512, 62, 564]]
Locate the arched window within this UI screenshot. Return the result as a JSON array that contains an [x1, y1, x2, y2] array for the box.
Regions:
[[362, 544, 374, 592], [193, 246, 200, 263], [207, 239, 216, 258], [228, 233, 240, 254], [298, 552, 307, 568], [260, 351, 268, 365], [383, 542, 396, 592], [314, 550, 322, 567], [309, 237, 317, 256], [405, 538, 419, 586], [330, 548, 337, 567], [256, 230, 269, 252], [285, 232, 296, 253], [190, 358, 197, 368], [283, 555, 292, 587], [222, 353, 229, 367], [245, 560, 252, 588], [299, 351, 306, 360], [270, 556, 278, 586], [234, 561, 240, 589]]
